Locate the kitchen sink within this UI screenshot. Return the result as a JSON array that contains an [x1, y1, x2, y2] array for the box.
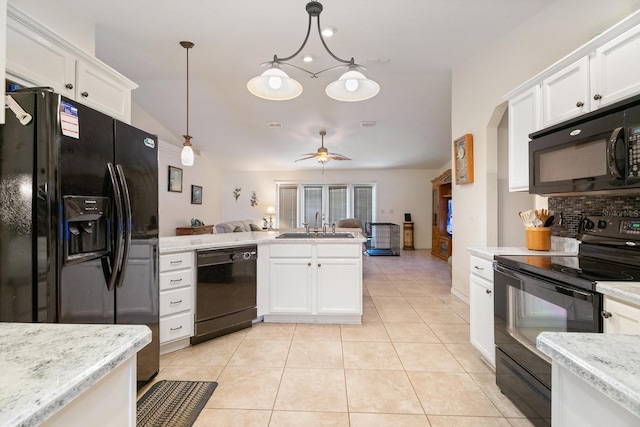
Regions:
[[275, 232, 355, 239]]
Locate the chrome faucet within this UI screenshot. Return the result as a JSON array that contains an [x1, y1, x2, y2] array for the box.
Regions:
[[315, 211, 321, 233]]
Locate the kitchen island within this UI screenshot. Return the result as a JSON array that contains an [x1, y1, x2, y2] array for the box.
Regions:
[[158, 230, 366, 351], [0, 323, 151, 427]]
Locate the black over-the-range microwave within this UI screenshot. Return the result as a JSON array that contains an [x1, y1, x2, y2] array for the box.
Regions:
[[529, 94, 640, 195]]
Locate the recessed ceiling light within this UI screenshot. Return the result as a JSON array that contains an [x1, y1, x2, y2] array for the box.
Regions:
[[361, 121, 377, 128], [302, 55, 314, 63], [321, 26, 336, 37], [267, 122, 282, 128]]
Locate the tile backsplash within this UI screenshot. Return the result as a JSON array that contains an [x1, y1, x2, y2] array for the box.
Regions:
[[548, 195, 640, 238]]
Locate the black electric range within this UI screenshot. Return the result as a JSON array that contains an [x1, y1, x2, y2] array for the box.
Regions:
[[496, 215, 640, 291]]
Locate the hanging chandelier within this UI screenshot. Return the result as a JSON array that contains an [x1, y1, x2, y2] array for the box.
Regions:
[[247, 1, 379, 102], [180, 41, 195, 166]]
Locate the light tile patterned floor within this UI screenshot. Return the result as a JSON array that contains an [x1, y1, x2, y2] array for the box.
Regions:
[[141, 249, 539, 426]]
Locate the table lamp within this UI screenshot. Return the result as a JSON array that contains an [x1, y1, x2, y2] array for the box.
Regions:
[[266, 206, 276, 230]]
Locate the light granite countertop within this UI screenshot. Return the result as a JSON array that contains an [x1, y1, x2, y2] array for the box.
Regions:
[[0, 323, 151, 427], [597, 282, 640, 306], [537, 332, 640, 419], [468, 236, 580, 260], [160, 230, 367, 254]]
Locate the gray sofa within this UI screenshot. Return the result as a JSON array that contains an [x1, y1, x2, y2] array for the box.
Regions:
[[214, 219, 262, 233]]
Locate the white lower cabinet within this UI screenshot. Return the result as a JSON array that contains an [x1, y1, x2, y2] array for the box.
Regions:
[[265, 243, 362, 323], [469, 255, 495, 368], [603, 296, 640, 334], [159, 251, 194, 353]]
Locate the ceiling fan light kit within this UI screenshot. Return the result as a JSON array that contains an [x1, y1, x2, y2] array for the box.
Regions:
[[247, 1, 379, 102], [180, 41, 195, 166], [296, 130, 351, 169]]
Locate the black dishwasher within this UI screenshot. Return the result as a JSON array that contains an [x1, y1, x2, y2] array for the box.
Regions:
[[192, 245, 257, 345]]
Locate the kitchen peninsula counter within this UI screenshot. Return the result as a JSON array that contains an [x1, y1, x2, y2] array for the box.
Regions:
[[0, 323, 151, 427], [537, 332, 640, 426]]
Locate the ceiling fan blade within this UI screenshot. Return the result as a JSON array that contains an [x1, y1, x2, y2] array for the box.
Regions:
[[328, 153, 352, 161], [295, 155, 319, 162]]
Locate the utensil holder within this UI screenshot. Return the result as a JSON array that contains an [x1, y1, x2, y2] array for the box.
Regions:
[[525, 227, 551, 251]]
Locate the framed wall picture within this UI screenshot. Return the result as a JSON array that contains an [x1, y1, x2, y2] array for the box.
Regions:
[[191, 185, 203, 204], [168, 166, 183, 192], [454, 134, 474, 185]]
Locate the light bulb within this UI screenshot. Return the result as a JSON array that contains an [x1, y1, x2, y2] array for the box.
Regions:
[[345, 79, 359, 92], [268, 76, 282, 90], [181, 145, 194, 166]]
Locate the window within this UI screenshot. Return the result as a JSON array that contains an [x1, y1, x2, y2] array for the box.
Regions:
[[276, 182, 375, 229]]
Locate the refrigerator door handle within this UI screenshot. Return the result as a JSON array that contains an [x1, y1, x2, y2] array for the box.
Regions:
[[115, 164, 132, 288], [106, 163, 125, 292]]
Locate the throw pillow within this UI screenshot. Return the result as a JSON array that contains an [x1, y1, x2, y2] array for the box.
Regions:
[[233, 226, 243, 232], [249, 223, 261, 231]]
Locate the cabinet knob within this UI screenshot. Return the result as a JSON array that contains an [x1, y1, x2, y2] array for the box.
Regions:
[[308, 262, 311, 267], [602, 310, 612, 319], [318, 263, 322, 267], [81, 91, 89, 98], [576, 101, 584, 107], [485, 289, 492, 295], [65, 83, 74, 89], [593, 94, 602, 101]]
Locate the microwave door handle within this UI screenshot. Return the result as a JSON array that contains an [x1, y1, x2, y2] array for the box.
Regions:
[[607, 126, 624, 179]]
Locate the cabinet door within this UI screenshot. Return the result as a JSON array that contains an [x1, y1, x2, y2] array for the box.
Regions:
[[508, 85, 540, 192], [6, 17, 76, 98], [603, 296, 640, 334], [76, 61, 131, 121], [593, 24, 640, 108], [470, 273, 495, 367], [317, 258, 362, 314], [269, 259, 312, 313], [541, 56, 590, 127]]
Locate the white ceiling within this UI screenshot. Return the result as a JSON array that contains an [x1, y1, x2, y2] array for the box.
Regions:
[[15, 0, 557, 171]]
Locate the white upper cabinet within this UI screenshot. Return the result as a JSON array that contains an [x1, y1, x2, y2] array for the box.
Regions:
[[593, 23, 640, 108], [5, 5, 137, 122], [508, 85, 540, 192], [541, 57, 590, 128]]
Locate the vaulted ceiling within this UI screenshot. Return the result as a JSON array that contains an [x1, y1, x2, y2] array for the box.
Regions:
[[11, 0, 557, 171]]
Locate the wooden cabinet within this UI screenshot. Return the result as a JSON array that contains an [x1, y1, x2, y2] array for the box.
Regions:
[[5, 5, 137, 122], [403, 222, 414, 250], [508, 85, 540, 192], [431, 169, 452, 261], [265, 243, 362, 323], [159, 251, 194, 354], [469, 255, 495, 368], [603, 296, 640, 334]]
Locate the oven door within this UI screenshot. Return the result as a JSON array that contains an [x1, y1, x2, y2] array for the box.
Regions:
[[493, 263, 602, 424]]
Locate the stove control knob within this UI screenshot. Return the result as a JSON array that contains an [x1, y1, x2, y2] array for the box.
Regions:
[[583, 219, 595, 231], [597, 220, 607, 229]]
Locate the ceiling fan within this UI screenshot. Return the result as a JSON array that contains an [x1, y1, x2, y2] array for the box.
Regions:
[[295, 130, 351, 165]]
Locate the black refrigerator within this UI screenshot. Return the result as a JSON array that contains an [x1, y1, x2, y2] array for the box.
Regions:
[[0, 88, 159, 384]]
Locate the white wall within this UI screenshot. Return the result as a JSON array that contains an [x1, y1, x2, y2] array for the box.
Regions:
[[450, 0, 640, 299], [131, 103, 223, 237], [219, 169, 440, 249]]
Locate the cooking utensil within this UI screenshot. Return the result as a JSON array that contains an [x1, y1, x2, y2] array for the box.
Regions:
[[544, 215, 555, 227]]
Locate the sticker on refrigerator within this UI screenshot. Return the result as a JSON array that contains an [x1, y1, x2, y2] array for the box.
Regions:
[[144, 137, 156, 148], [60, 101, 79, 139]]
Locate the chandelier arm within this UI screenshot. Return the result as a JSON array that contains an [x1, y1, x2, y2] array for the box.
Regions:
[[315, 15, 352, 65], [276, 13, 314, 63], [276, 61, 317, 77], [311, 62, 368, 77]]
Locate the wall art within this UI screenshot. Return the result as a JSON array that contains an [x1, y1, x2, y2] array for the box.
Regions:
[[191, 185, 203, 204], [250, 190, 258, 206], [168, 166, 183, 192]]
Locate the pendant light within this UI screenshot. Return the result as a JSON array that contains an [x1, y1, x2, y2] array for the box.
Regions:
[[180, 41, 195, 166], [247, 1, 379, 102]]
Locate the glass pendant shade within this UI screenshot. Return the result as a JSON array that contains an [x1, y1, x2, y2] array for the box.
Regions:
[[325, 68, 380, 102], [247, 65, 303, 101], [181, 142, 194, 166]]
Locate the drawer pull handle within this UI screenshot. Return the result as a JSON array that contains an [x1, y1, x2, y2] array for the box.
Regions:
[[170, 260, 183, 265], [602, 311, 612, 319], [81, 91, 89, 98], [170, 278, 183, 283], [170, 300, 183, 305], [474, 266, 484, 271], [485, 289, 492, 295], [170, 326, 183, 331], [576, 101, 584, 108], [65, 83, 74, 89]]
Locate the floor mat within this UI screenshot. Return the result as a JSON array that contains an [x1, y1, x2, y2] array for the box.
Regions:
[[137, 380, 217, 427]]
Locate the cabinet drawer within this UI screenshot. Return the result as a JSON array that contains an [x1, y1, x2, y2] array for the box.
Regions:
[[160, 269, 193, 291], [160, 312, 192, 343], [160, 287, 192, 317], [160, 252, 193, 272], [470, 256, 493, 281], [270, 244, 312, 258], [317, 244, 361, 258]]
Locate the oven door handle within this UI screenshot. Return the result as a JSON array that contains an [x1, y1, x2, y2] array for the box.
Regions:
[[494, 263, 594, 300]]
